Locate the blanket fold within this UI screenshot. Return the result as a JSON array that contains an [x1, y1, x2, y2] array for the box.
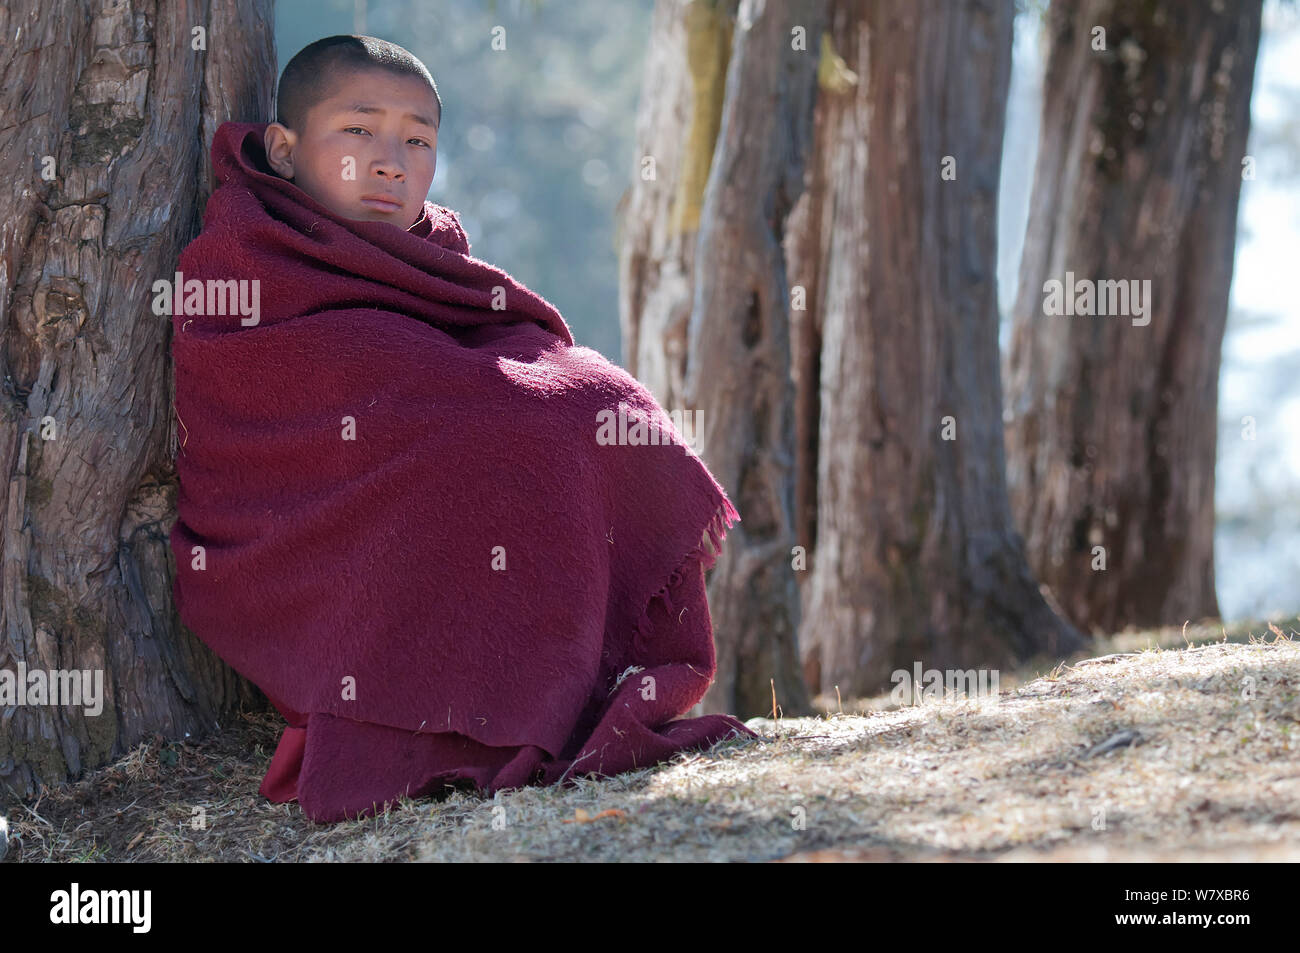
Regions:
[[169, 121, 756, 822]]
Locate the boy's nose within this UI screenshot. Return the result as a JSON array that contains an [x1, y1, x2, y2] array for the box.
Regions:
[[375, 164, 405, 183]]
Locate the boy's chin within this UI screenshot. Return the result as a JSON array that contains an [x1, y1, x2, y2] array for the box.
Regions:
[[348, 207, 413, 226]]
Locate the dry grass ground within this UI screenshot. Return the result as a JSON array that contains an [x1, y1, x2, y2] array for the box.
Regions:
[[3, 616, 1297, 862]]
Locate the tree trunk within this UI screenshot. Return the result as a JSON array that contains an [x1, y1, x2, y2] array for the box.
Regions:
[[619, 0, 819, 718], [1004, 0, 1261, 634], [794, 0, 1085, 700], [0, 0, 273, 797], [617, 0, 734, 410]]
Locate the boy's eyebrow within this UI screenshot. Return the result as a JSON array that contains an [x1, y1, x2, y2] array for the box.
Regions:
[[340, 102, 438, 129]]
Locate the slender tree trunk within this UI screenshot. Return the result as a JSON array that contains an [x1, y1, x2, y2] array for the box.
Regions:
[[794, 0, 1085, 700], [618, 0, 739, 721], [619, 0, 817, 718], [0, 0, 273, 797], [682, 0, 825, 718], [1005, 0, 1262, 634], [617, 0, 734, 410]]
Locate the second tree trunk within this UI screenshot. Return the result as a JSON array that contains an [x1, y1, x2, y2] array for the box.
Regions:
[[1005, 0, 1262, 634]]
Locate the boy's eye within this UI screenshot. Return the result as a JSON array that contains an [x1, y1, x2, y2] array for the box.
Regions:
[[344, 126, 430, 148]]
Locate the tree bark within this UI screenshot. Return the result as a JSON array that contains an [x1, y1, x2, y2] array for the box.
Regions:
[[0, 0, 273, 796], [619, 0, 819, 718], [617, 0, 734, 409], [1004, 0, 1262, 634], [681, 0, 825, 718], [793, 0, 1085, 700]]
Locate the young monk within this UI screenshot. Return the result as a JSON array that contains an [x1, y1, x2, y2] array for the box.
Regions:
[[260, 35, 440, 232], [170, 35, 756, 824]]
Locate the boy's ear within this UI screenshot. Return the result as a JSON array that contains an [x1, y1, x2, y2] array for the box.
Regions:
[[264, 123, 297, 179]]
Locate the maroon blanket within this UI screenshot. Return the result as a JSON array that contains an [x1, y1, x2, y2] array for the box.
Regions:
[[169, 121, 756, 822]]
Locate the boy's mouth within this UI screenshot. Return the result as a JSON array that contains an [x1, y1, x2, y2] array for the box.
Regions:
[[360, 193, 403, 212]]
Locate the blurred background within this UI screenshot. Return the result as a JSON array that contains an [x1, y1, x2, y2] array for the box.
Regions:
[[276, 0, 1298, 623]]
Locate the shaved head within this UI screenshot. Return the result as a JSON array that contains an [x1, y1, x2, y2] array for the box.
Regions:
[[275, 35, 442, 133]]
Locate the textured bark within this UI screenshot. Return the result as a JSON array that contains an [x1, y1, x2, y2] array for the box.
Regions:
[[0, 0, 273, 795], [785, 16, 853, 690], [618, 0, 734, 409], [793, 0, 1084, 699], [616, 0, 811, 712], [618, 0, 741, 721], [1005, 0, 1261, 634], [684, 0, 824, 718]]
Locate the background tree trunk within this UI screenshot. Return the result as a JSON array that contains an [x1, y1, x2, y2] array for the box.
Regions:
[[793, 0, 1085, 700], [0, 0, 273, 796], [620, 0, 819, 718], [617, 0, 733, 405], [1004, 0, 1262, 634]]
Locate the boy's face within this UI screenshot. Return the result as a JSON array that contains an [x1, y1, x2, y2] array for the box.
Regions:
[[264, 67, 439, 230]]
